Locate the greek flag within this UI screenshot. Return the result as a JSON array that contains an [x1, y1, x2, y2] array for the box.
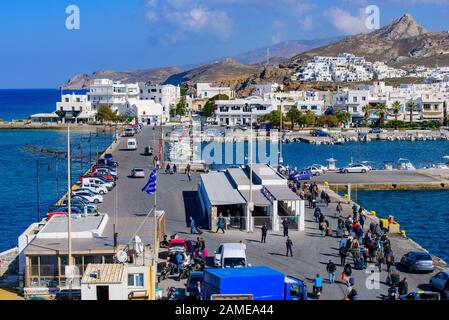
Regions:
[[141, 168, 157, 196]]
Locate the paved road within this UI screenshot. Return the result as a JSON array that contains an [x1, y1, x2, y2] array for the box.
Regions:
[[99, 126, 442, 300]]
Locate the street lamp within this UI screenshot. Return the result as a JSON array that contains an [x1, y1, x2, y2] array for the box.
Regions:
[[36, 160, 51, 222]]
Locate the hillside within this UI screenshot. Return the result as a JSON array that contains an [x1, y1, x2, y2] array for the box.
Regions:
[[163, 58, 260, 86], [232, 38, 342, 65], [61, 67, 183, 89], [290, 14, 449, 68]]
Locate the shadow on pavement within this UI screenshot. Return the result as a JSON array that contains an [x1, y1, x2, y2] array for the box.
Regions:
[[183, 191, 208, 229]]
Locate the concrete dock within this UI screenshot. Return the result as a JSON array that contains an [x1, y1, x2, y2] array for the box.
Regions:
[[96, 125, 448, 300]]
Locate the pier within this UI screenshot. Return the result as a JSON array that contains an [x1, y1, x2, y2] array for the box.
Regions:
[[96, 126, 448, 300]]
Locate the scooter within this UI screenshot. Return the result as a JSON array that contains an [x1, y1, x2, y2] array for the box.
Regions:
[[167, 287, 180, 300], [159, 262, 176, 281]]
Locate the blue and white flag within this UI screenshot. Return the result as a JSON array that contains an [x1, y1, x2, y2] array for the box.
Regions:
[[141, 168, 157, 196]]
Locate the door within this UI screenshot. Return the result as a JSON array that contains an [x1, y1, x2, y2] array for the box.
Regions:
[[96, 286, 110, 300]]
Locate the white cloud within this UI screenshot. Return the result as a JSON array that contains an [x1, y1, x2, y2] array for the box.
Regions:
[[325, 7, 371, 35]]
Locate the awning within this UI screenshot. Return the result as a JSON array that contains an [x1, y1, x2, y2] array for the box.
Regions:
[[264, 185, 302, 201], [239, 189, 271, 206], [200, 172, 246, 206]]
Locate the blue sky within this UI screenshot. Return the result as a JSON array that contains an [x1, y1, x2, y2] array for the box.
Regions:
[[1, 0, 449, 88]]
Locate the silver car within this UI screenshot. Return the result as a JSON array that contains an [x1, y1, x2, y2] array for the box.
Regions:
[[430, 270, 449, 297], [131, 168, 145, 178], [400, 251, 435, 272]]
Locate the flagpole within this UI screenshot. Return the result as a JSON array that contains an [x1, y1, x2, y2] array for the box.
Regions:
[[67, 122, 73, 300]]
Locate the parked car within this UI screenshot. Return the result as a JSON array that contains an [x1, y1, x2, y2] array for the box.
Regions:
[[92, 164, 116, 173], [289, 170, 314, 181], [340, 164, 371, 173], [214, 243, 248, 268], [48, 206, 82, 214], [306, 165, 326, 176], [97, 158, 118, 168], [429, 270, 449, 297], [370, 128, 383, 134], [131, 168, 145, 178], [82, 177, 114, 191], [72, 189, 104, 203], [47, 212, 66, 220], [61, 200, 98, 213], [168, 239, 189, 255], [400, 251, 435, 273], [89, 172, 115, 182], [92, 167, 117, 179]]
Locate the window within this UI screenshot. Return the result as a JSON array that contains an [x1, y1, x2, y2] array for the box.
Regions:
[[128, 273, 144, 287]]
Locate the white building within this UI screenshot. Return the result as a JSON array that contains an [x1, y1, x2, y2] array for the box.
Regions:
[[89, 79, 139, 113], [253, 83, 284, 97], [119, 100, 165, 124], [215, 97, 272, 126], [56, 93, 95, 123], [139, 82, 181, 119], [196, 83, 235, 99]]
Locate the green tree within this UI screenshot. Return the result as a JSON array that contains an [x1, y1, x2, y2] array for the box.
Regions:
[[391, 101, 402, 122], [362, 104, 371, 126], [304, 111, 316, 127], [286, 107, 301, 129], [376, 102, 388, 126], [407, 102, 417, 124], [201, 94, 229, 118], [176, 96, 188, 117], [335, 109, 351, 126], [96, 105, 116, 123]]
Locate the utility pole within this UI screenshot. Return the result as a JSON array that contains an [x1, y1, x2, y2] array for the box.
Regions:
[[247, 105, 254, 232], [279, 105, 283, 164], [67, 123, 73, 300], [36, 161, 40, 223]]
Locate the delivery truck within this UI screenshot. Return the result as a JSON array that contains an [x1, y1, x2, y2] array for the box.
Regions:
[[202, 266, 307, 300]]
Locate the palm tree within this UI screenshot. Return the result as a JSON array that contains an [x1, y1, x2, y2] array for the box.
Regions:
[[391, 101, 402, 122], [407, 102, 417, 124], [362, 105, 371, 126], [376, 103, 388, 126]]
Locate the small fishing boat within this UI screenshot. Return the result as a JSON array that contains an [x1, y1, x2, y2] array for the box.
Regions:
[[397, 158, 416, 171]]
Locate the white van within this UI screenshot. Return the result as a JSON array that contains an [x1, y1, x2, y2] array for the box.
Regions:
[[127, 138, 137, 150], [214, 243, 248, 268], [80, 181, 108, 195]]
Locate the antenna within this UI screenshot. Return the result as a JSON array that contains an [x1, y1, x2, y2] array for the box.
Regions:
[[266, 48, 270, 66]]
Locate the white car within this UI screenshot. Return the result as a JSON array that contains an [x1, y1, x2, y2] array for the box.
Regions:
[[306, 165, 326, 176], [93, 167, 117, 179], [131, 168, 145, 178], [340, 164, 371, 174], [214, 243, 248, 268], [72, 190, 104, 204], [80, 182, 108, 195]]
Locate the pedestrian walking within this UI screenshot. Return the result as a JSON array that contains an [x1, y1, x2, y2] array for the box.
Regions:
[[398, 278, 408, 296], [339, 245, 348, 266], [216, 214, 225, 234], [187, 170, 192, 182], [190, 216, 198, 234], [326, 260, 337, 283], [336, 202, 343, 217], [343, 263, 352, 286], [173, 164, 177, 174], [286, 237, 293, 257], [261, 223, 268, 243], [282, 218, 289, 237]]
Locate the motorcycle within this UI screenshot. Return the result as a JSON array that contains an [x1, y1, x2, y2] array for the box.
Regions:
[[177, 264, 192, 281], [167, 287, 180, 300], [160, 235, 169, 248], [313, 286, 322, 299], [192, 257, 205, 271], [159, 262, 176, 281]]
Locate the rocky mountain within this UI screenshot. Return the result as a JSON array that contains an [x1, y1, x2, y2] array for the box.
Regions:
[[290, 14, 449, 68], [61, 67, 182, 89], [163, 58, 260, 86], [232, 38, 342, 65]]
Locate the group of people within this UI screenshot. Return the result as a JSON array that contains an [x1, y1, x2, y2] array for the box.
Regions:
[[288, 181, 331, 208], [153, 157, 192, 181]]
